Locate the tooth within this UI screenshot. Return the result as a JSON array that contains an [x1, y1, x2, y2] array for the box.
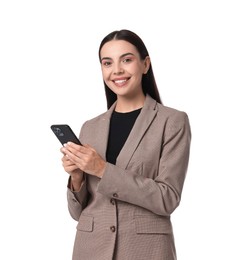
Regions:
[[116, 80, 126, 83]]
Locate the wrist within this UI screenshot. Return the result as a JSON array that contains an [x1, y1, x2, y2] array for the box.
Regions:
[[71, 173, 84, 191], [97, 162, 106, 178], [71, 173, 84, 182]]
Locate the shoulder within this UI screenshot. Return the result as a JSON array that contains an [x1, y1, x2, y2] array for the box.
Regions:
[[155, 103, 191, 142], [144, 94, 190, 129], [78, 110, 109, 141], [82, 102, 116, 126], [79, 111, 108, 132], [86, 111, 108, 124], [157, 103, 189, 125], [143, 95, 190, 136]]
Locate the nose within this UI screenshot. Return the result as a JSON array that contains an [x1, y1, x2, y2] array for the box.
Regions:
[[113, 62, 124, 75]]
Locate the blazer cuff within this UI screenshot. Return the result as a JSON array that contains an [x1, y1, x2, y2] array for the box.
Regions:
[[97, 163, 123, 198], [67, 176, 86, 204]]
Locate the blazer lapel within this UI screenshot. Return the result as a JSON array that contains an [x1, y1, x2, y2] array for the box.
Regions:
[[116, 95, 158, 169], [94, 102, 116, 160]]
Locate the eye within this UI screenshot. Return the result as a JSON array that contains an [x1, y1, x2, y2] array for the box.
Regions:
[[122, 57, 132, 63], [102, 61, 112, 67]]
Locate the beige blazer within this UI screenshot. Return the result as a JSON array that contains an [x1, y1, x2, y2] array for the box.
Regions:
[[67, 95, 191, 260]]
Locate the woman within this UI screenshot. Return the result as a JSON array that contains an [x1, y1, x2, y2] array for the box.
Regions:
[[61, 29, 191, 260]]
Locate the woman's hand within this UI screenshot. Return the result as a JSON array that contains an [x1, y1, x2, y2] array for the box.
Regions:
[[61, 142, 106, 178], [61, 149, 84, 191]]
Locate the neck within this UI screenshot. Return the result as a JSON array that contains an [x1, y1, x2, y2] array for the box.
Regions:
[[115, 93, 145, 113]]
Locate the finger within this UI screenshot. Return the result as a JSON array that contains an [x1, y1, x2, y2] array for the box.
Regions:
[[62, 157, 73, 165], [61, 153, 72, 161], [64, 144, 91, 160], [62, 147, 84, 166], [64, 165, 79, 172], [63, 143, 82, 155], [66, 142, 83, 150], [68, 142, 93, 154], [60, 147, 66, 155]]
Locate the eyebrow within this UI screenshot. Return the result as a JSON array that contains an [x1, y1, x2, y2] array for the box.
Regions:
[[101, 52, 135, 61]]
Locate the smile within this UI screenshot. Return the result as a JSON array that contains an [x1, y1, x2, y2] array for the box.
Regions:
[[114, 79, 127, 84], [113, 78, 130, 87]]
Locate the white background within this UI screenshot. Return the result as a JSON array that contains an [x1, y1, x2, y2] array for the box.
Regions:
[[0, 0, 251, 259]]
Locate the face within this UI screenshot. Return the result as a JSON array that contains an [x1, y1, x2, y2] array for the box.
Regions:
[[100, 40, 150, 100]]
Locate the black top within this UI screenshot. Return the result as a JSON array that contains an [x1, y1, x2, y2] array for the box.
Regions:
[[106, 108, 142, 164]]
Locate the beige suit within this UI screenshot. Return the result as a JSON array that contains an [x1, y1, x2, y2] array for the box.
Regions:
[[67, 95, 191, 260]]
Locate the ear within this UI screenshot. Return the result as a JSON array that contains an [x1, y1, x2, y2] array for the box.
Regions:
[[143, 56, 151, 74]]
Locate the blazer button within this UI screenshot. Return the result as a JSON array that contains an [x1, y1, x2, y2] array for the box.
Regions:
[[110, 226, 116, 232], [113, 193, 118, 198], [110, 198, 115, 205]]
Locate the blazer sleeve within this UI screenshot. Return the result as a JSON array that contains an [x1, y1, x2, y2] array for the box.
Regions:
[[97, 112, 191, 216], [67, 177, 89, 221]]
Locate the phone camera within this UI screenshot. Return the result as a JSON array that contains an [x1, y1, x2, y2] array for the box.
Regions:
[[53, 127, 64, 137]]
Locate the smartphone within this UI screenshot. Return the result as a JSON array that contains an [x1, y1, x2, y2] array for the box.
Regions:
[[50, 124, 82, 146]]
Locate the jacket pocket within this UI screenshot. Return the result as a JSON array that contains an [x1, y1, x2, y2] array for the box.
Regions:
[[76, 215, 94, 232], [134, 215, 172, 234]]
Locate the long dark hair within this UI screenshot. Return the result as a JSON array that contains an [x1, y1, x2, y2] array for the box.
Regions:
[[98, 29, 162, 109]]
